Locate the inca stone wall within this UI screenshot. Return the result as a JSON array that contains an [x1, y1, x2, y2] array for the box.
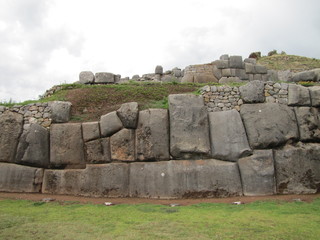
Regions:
[[1, 86, 320, 198]]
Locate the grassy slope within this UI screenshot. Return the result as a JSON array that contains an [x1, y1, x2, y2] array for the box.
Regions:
[[1, 199, 320, 240]]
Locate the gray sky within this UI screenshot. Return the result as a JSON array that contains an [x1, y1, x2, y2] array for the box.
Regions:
[[0, 0, 319, 102]]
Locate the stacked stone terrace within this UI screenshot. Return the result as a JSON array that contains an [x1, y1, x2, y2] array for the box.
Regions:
[[1, 85, 320, 198]]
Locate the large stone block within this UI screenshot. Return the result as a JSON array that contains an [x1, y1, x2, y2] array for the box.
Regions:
[[95, 72, 115, 83], [288, 84, 311, 106], [194, 75, 218, 83], [274, 143, 320, 194], [82, 121, 100, 142], [0, 163, 43, 192], [100, 111, 123, 137], [292, 70, 316, 82], [255, 65, 268, 74], [229, 56, 243, 69], [85, 138, 111, 163], [79, 71, 95, 84], [219, 77, 241, 84], [294, 107, 320, 141], [215, 60, 229, 69], [42, 163, 129, 197], [15, 123, 49, 168], [222, 68, 236, 77], [181, 74, 194, 83], [129, 160, 243, 198], [236, 69, 249, 80], [239, 80, 265, 103], [50, 123, 85, 168], [209, 110, 251, 161], [110, 129, 135, 161], [238, 150, 276, 196], [244, 58, 256, 64], [155, 65, 163, 74], [116, 102, 139, 129], [240, 103, 299, 149], [0, 112, 23, 163], [168, 94, 210, 159], [136, 109, 169, 161], [213, 65, 222, 79], [49, 101, 72, 123], [245, 63, 255, 74], [309, 86, 320, 107]]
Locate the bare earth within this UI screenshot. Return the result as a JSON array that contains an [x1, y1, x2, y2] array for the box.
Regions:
[[0, 192, 319, 205]]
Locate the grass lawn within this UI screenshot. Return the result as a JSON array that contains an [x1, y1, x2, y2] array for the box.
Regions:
[[0, 199, 320, 240]]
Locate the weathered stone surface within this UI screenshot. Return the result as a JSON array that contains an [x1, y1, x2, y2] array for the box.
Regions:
[[82, 122, 100, 142], [288, 84, 311, 106], [244, 58, 256, 64], [79, 71, 95, 84], [49, 101, 72, 123], [229, 56, 243, 69], [161, 75, 179, 82], [245, 63, 255, 74], [219, 77, 241, 84], [236, 69, 249, 80], [181, 74, 194, 83], [292, 70, 316, 82], [15, 123, 49, 168], [222, 68, 236, 77], [215, 60, 229, 69], [116, 102, 139, 129], [309, 86, 320, 107], [85, 138, 111, 163], [274, 143, 320, 194], [129, 159, 243, 198], [213, 65, 222, 79], [253, 74, 262, 80], [220, 54, 229, 61], [238, 150, 276, 196], [50, 123, 85, 167], [267, 70, 279, 81], [209, 110, 251, 161], [278, 70, 292, 82], [194, 75, 218, 83], [294, 107, 320, 141], [0, 163, 43, 192], [0, 112, 23, 163], [155, 65, 163, 74], [239, 80, 265, 103], [168, 94, 210, 159], [240, 103, 299, 149], [314, 68, 320, 81], [172, 68, 182, 77], [136, 109, 169, 161], [255, 65, 268, 74], [110, 129, 135, 161], [100, 111, 123, 137], [42, 163, 129, 197], [95, 72, 115, 83]]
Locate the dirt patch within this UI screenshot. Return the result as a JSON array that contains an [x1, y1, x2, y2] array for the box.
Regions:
[[0, 192, 319, 206]]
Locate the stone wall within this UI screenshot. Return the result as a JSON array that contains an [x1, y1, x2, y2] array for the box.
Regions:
[[1, 89, 320, 198]]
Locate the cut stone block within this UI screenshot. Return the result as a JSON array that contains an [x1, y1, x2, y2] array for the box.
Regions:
[[309, 86, 320, 107], [292, 70, 316, 82], [294, 107, 320, 141], [79, 71, 95, 84], [136, 109, 169, 161], [255, 65, 268, 74], [219, 77, 241, 84], [110, 129, 135, 161], [222, 68, 236, 77], [239, 80, 265, 103], [209, 110, 251, 161], [229, 56, 243, 69], [116, 102, 139, 129], [215, 60, 229, 69], [95, 72, 115, 83], [238, 150, 276, 196], [288, 84, 311, 106], [245, 63, 255, 74], [240, 103, 299, 149], [49, 101, 72, 123], [85, 138, 111, 163], [82, 122, 100, 142], [168, 94, 210, 159], [0, 163, 43, 192], [100, 111, 123, 137]]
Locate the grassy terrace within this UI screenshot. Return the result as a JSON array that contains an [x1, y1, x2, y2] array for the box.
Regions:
[[0, 199, 320, 240]]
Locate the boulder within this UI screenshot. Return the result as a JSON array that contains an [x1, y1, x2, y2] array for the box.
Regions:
[[0, 163, 43, 192], [274, 143, 320, 194], [292, 70, 316, 82], [155, 65, 163, 75], [49, 101, 72, 123], [238, 150, 276, 196], [240, 103, 299, 149], [82, 121, 100, 142], [85, 138, 111, 163], [116, 102, 139, 129], [132, 74, 140, 80], [294, 107, 320, 141], [239, 80, 265, 103], [172, 68, 182, 77], [79, 71, 95, 84], [136, 109, 169, 161], [95, 72, 115, 83], [168, 94, 210, 159], [208, 110, 251, 161], [0, 112, 23, 163], [314, 68, 320, 81], [219, 77, 241, 84], [42, 163, 129, 197], [129, 159, 243, 198], [100, 111, 123, 137], [309, 86, 320, 107], [229, 56, 243, 69], [50, 123, 85, 168], [288, 84, 311, 106], [110, 129, 135, 161], [15, 123, 49, 168]]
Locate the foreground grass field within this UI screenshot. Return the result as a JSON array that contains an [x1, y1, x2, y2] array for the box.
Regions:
[[1, 199, 320, 240]]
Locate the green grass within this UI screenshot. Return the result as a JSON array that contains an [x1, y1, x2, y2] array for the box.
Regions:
[[1, 199, 320, 240]]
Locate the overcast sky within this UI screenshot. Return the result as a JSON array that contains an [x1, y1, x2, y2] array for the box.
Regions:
[[0, 0, 319, 102]]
